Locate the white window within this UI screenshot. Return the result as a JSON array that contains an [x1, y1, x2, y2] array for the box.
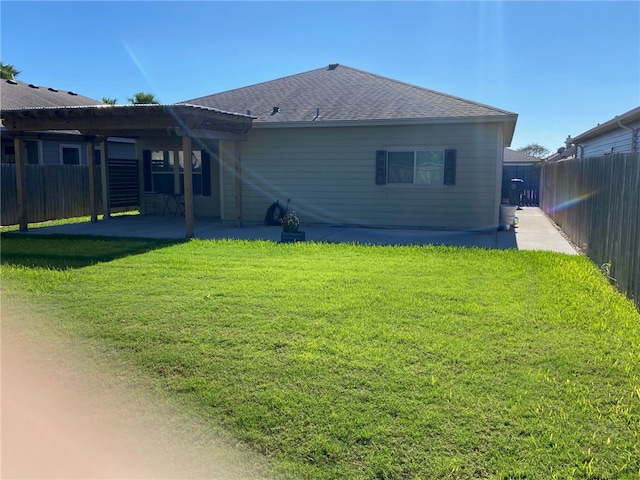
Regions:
[[387, 150, 445, 185], [149, 150, 203, 194], [60, 144, 81, 165]]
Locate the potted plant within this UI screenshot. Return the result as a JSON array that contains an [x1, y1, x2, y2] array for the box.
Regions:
[[280, 211, 306, 243]]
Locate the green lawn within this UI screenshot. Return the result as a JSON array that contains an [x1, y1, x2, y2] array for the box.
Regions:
[[1, 234, 639, 479]]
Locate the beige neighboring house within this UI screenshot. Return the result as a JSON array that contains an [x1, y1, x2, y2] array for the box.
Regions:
[[564, 105, 640, 159], [185, 64, 518, 230]]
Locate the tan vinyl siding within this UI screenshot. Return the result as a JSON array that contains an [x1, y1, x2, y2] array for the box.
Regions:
[[222, 123, 502, 229]]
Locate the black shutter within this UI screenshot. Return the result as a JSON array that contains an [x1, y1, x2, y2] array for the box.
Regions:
[[201, 149, 212, 197], [444, 149, 456, 185], [375, 150, 387, 185], [143, 150, 153, 192]]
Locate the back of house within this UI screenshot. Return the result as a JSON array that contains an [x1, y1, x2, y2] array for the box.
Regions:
[[184, 64, 518, 230]]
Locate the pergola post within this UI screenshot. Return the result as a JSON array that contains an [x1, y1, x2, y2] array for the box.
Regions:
[[100, 138, 110, 219], [87, 139, 98, 222], [135, 140, 145, 213], [13, 136, 28, 231], [182, 135, 194, 238], [173, 149, 181, 194], [234, 141, 243, 227]]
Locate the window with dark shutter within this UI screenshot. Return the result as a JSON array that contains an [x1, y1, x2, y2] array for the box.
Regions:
[[375, 150, 387, 185], [444, 149, 457, 185]]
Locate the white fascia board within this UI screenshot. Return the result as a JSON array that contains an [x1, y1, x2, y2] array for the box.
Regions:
[[252, 114, 518, 129]]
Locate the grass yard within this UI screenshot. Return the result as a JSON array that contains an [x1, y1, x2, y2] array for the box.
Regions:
[[1, 234, 639, 479]]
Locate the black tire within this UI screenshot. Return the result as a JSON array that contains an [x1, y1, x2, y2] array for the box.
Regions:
[[264, 202, 285, 225]]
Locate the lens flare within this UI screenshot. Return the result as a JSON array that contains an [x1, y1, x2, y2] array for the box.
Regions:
[[123, 41, 154, 91], [548, 190, 598, 213]]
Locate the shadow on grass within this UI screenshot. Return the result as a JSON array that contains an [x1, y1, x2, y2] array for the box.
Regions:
[[0, 233, 186, 270]]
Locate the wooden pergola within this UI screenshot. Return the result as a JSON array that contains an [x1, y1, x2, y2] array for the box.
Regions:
[[2, 104, 253, 237]]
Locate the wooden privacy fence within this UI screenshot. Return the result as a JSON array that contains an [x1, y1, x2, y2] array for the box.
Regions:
[[1, 159, 140, 225], [541, 153, 640, 310]]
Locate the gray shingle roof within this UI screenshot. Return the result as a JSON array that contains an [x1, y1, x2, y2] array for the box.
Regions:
[[503, 148, 541, 164], [184, 64, 517, 124], [1, 79, 103, 110]]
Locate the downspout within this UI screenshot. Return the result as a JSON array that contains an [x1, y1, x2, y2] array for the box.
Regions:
[[617, 121, 637, 152]]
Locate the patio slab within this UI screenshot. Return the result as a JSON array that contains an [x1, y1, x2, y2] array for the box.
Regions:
[[14, 207, 577, 254]]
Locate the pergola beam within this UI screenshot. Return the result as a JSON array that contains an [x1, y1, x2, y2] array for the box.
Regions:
[[1, 104, 253, 237], [2, 105, 253, 138]]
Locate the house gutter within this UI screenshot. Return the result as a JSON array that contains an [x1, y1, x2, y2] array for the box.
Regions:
[[253, 114, 517, 129], [253, 114, 518, 146], [617, 120, 637, 152]]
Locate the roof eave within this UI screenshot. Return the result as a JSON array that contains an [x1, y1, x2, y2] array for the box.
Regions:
[[570, 106, 640, 144], [254, 114, 518, 128]]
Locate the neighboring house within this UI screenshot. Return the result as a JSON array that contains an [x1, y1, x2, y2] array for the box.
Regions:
[[1, 79, 135, 165], [565, 106, 640, 159], [184, 63, 518, 230], [503, 148, 540, 166], [545, 140, 577, 163]]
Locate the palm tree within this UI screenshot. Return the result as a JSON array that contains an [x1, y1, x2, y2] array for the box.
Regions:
[[127, 92, 160, 104], [1, 62, 21, 80], [102, 97, 117, 105]]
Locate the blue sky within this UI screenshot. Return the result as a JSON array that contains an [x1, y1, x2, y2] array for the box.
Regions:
[[2, 1, 639, 152]]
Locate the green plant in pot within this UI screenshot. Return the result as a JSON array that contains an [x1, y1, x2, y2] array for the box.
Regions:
[[280, 211, 305, 242]]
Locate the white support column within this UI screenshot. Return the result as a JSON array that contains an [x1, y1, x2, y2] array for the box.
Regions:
[[100, 139, 110, 219], [183, 135, 194, 238]]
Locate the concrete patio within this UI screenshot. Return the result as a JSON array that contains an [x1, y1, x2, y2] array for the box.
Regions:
[[15, 207, 578, 254]]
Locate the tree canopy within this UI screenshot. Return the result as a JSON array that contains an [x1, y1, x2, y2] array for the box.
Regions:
[[1, 62, 20, 80], [516, 143, 551, 160], [102, 97, 117, 105], [127, 92, 160, 105]]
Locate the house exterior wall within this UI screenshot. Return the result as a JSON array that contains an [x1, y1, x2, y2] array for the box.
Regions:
[[41, 140, 87, 165], [221, 122, 503, 230], [579, 119, 640, 157]]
